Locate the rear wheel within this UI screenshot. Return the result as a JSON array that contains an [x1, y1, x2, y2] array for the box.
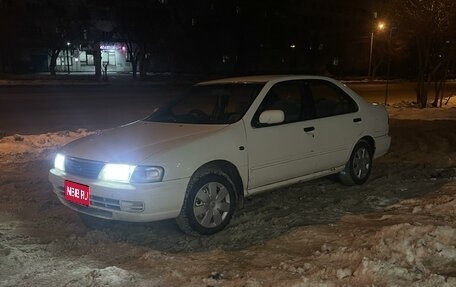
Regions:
[[176, 171, 236, 235], [339, 140, 373, 185]]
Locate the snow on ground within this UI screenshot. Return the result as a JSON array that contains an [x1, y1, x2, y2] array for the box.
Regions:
[[387, 96, 456, 120], [0, 79, 107, 86], [1, 100, 456, 286], [0, 129, 93, 163]]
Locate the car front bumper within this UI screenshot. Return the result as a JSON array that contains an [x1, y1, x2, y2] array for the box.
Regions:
[[49, 168, 189, 222]]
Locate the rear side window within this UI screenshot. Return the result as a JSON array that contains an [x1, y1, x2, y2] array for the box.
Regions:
[[308, 80, 358, 118]]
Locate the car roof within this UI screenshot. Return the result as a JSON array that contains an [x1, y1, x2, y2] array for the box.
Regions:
[[197, 75, 333, 85]]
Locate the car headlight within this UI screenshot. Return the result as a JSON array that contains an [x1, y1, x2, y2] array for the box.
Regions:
[[98, 164, 164, 183], [54, 153, 65, 171], [131, 166, 164, 183], [98, 163, 136, 183]]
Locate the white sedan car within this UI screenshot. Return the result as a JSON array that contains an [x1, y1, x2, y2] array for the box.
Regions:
[[49, 75, 390, 235]]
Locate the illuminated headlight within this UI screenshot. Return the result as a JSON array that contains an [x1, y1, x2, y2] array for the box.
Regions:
[[98, 164, 164, 183], [99, 164, 136, 183], [54, 153, 65, 171]]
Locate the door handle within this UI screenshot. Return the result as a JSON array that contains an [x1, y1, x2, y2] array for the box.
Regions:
[[304, 127, 315, 132], [353, 118, 362, 123]]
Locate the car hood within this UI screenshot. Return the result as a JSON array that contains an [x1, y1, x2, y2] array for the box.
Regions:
[[62, 121, 227, 163]]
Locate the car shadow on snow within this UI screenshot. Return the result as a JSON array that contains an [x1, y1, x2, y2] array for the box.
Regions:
[[76, 161, 454, 253]]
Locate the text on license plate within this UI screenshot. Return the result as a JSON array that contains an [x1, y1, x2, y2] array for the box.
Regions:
[[64, 180, 90, 206]]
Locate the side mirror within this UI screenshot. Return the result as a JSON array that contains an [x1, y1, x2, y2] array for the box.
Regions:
[[259, 110, 285, 125]]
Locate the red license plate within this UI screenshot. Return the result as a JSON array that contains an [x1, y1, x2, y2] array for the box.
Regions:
[[64, 180, 90, 206]]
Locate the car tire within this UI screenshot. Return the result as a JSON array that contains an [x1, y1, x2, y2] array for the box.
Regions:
[[176, 170, 236, 236], [339, 140, 373, 186]]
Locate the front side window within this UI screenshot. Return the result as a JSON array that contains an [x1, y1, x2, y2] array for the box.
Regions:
[[145, 83, 263, 124], [252, 80, 306, 127]]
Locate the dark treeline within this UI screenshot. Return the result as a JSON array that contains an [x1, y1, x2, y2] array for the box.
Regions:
[[0, 0, 455, 106], [0, 0, 376, 77]]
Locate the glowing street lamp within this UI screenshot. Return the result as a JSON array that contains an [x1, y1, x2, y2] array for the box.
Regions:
[[368, 21, 386, 79], [66, 42, 71, 74], [385, 22, 398, 105]]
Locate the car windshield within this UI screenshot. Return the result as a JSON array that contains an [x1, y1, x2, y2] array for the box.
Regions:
[[145, 83, 264, 124]]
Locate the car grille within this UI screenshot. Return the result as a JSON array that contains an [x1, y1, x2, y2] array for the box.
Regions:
[[65, 157, 104, 179], [91, 195, 121, 210]]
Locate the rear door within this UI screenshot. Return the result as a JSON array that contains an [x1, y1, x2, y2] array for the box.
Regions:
[[305, 80, 363, 171]]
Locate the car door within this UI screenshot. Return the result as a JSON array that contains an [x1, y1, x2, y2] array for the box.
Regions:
[[245, 80, 317, 191], [305, 79, 364, 171]]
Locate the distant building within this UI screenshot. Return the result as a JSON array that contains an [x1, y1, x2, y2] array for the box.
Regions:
[[53, 42, 132, 73], [0, 0, 133, 74]]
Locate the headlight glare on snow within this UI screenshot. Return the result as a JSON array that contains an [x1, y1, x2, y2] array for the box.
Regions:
[[98, 163, 136, 183], [131, 166, 164, 183], [54, 153, 65, 171]]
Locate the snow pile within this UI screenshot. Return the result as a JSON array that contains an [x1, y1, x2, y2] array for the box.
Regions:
[[81, 266, 139, 287], [0, 129, 93, 161], [368, 224, 456, 283], [0, 79, 106, 86], [333, 186, 456, 286], [288, 225, 456, 286], [387, 96, 456, 120]]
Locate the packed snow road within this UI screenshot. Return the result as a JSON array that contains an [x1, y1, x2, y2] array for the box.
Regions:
[[0, 84, 456, 286]]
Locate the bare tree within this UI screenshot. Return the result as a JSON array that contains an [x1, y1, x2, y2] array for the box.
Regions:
[[112, 1, 172, 78], [46, 15, 69, 75], [392, 0, 456, 108]]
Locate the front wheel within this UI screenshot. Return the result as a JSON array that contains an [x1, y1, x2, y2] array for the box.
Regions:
[[176, 171, 236, 235], [339, 140, 373, 185]]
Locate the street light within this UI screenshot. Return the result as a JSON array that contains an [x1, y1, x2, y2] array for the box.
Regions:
[[66, 42, 71, 75], [385, 22, 398, 105], [368, 21, 386, 79]]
